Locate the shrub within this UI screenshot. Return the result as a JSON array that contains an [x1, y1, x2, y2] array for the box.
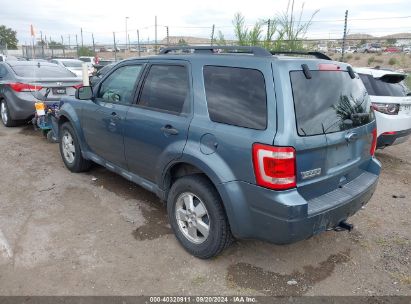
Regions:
[[346, 54, 353, 60], [78, 47, 94, 56], [368, 56, 375, 65], [354, 55, 360, 60], [388, 58, 397, 65]]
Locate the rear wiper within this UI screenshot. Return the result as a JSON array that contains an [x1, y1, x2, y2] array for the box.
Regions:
[[321, 122, 326, 135], [300, 127, 307, 136]]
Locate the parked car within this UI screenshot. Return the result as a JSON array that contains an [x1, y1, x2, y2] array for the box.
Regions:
[[92, 59, 115, 73], [90, 63, 115, 86], [355, 67, 411, 148], [79, 56, 99, 68], [56, 46, 380, 258], [384, 47, 401, 53], [334, 47, 342, 53], [50, 58, 89, 77], [358, 43, 382, 53], [0, 61, 82, 127]]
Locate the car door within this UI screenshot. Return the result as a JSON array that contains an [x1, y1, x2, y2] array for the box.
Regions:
[[124, 61, 192, 183], [81, 63, 144, 168]]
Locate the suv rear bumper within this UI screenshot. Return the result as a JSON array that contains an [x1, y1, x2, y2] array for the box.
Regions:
[[217, 158, 380, 244]]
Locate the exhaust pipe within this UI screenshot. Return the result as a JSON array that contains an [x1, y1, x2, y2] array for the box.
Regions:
[[334, 220, 354, 232]]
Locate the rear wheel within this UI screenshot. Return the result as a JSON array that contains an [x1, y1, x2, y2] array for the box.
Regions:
[[167, 175, 233, 259], [59, 122, 91, 172], [0, 99, 17, 127]]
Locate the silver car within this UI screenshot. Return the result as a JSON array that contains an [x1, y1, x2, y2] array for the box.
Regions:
[[0, 61, 82, 127]]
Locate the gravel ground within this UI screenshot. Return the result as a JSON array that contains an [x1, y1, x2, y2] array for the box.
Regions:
[[0, 123, 410, 296]]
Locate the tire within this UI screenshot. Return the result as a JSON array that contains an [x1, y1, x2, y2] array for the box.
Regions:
[[0, 99, 17, 127], [59, 122, 91, 172], [167, 175, 233, 259]]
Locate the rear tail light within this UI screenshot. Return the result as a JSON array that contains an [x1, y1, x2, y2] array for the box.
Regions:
[[370, 128, 377, 156], [382, 131, 396, 135], [371, 102, 400, 115], [252, 144, 296, 190], [73, 84, 83, 89], [8, 83, 43, 92]]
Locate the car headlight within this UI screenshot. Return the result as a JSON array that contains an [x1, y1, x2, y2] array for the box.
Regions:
[[371, 102, 400, 115]]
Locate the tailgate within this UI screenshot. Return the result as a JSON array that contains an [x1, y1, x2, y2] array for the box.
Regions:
[[289, 68, 376, 200]]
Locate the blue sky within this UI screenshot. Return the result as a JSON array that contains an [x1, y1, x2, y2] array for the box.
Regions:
[[1, 0, 410, 44]]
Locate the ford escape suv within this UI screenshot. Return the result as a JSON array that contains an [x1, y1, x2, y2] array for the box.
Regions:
[[56, 46, 381, 258]]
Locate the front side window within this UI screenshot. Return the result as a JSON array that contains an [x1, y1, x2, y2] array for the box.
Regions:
[[98, 65, 142, 103], [138, 65, 189, 114], [203, 66, 267, 130]]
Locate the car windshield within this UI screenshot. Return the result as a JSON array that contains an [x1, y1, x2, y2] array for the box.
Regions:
[[11, 64, 77, 78], [62, 61, 83, 68], [291, 70, 373, 136]]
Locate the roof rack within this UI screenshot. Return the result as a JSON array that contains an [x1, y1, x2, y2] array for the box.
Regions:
[[270, 51, 332, 60], [159, 46, 272, 57]]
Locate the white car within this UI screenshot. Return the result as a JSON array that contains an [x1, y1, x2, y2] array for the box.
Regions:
[[79, 56, 99, 67], [355, 67, 411, 148], [50, 58, 90, 77]]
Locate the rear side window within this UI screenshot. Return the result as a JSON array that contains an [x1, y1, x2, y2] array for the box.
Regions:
[[138, 65, 189, 114], [10, 65, 76, 78], [291, 71, 373, 136], [203, 66, 267, 130], [359, 74, 407, 97]]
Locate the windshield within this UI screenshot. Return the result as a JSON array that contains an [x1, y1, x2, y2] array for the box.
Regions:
[[62, 61, 83, 68], [11, 65, 77, 78], [291, 70, 373, 136]]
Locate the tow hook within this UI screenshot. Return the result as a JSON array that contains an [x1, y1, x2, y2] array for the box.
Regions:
[[334, 220, 354, 232]]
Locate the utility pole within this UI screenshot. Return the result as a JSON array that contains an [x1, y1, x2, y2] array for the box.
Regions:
[[75, 34, 79, 57], [211, 24, 215, 46], [80, 27, 84, 48], [137, 30, 141, 57], [166, 26, 169, 46], [92, 33, 95, 54], [154, 16, 158, 53], [341, 10, 348, 61], [266, 19, 271, 46], [125, 16, 129, 52], [113, 32, 117, 61], [40, 31, 44, 58], [61, 35, 65, 57], [68, 35, 71, 49]]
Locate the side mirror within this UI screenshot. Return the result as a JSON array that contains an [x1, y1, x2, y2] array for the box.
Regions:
[[75, 86, 93, 100]]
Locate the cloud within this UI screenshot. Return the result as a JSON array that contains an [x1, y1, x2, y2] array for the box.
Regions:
[[0, 0, 410, 44]]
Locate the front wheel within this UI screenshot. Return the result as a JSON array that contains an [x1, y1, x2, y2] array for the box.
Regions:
[[59, 122, 91, 172], [167, 175, 233, 259]]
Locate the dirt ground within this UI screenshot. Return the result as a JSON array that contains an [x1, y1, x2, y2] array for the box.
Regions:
[[0, 123, 410, 296]]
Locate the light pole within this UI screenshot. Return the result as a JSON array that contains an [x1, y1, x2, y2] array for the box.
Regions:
[[125, 16, 129, 52]]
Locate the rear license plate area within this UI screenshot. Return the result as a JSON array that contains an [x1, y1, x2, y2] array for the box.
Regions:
[[52, 88, 66, 95]]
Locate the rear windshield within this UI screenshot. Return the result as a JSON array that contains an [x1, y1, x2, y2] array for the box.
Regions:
[[11, 65, 76, 78], [79, 58, 91, 62], [291, 71, 373, 136], [359, 74, 407, 97], [62, 61, 83, 68]]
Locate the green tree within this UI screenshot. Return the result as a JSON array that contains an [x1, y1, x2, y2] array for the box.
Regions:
[[49, 41, 63, 49], [78, 46, 93, 56], [387, 38, 397, 45], [0, 25, 18, 49], [275, 0, 319, 51], [216, 31, 227, 46], [177, 38, 188, 46]]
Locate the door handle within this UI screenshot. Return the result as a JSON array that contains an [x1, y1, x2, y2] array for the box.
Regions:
[[161, 125, 179, 135]]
